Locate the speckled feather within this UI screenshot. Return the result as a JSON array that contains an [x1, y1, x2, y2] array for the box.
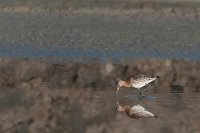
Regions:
[[128, 74, 153, 82], [125, 104, 157, 119]]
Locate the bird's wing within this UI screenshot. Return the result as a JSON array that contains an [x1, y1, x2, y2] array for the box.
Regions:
[[131, 74, 146, 79], [129, 74, 149, 82], [131, 104, 145, 111], [130, 104, 155, 118]]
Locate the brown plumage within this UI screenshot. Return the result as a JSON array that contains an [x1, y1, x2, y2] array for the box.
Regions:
[[116, 74, 159, 95], [116, 101, 158, 119]]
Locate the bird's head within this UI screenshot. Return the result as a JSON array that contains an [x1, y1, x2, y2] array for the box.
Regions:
[[116, 104, 130, 112], [116, 80, 129, 94], [117, 80, 126, 87]]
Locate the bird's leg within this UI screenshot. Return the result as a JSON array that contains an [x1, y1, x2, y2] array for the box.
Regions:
[[139, 95, 143, 101], [141, 84, 152, 98], [143, 84, 151, 93], [138, 84, 152, 100], [138, 89, 144, 101], [139, 98, 150, 110], [138, 89, 142, 95]]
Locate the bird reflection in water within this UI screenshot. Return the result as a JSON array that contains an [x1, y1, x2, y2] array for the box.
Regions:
[[116, 98, 158, 119]]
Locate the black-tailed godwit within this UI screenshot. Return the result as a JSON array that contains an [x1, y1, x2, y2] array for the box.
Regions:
[[116, 74, 159, 95]]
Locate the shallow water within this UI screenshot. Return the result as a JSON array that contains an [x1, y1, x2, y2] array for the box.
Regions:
[[92, 87, 200, 111], [89, 86, 200, 132], [0, 58, 199, 133]]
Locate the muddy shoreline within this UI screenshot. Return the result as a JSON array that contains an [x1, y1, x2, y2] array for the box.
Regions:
[[1, 1, 200, 16]]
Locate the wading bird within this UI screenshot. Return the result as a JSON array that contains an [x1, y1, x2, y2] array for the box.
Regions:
[[116, 74, 159, 95]]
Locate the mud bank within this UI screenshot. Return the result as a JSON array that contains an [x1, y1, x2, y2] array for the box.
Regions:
[[1, 0, 200, 17]]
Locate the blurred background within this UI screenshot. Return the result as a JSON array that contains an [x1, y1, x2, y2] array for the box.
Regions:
[[0, 0, 200, 133]]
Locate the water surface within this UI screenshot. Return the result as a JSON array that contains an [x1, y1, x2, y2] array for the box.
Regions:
[[0, 57, 199, 133]]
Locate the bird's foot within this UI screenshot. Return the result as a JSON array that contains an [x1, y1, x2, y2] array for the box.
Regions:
[[138, 92, 143, 100], [139, 95, 146, 100]]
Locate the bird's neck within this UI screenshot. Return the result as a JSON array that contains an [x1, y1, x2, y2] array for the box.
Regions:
[[124, 106, 131, 114], [124, 81, 131, 87]]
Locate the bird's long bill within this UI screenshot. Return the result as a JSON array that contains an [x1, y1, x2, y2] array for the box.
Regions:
[[116, 87, 120, 95], [116, 99, 126, 112]]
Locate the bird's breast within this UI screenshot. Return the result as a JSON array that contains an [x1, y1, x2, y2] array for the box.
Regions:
[[131, 82, 146, 88]]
